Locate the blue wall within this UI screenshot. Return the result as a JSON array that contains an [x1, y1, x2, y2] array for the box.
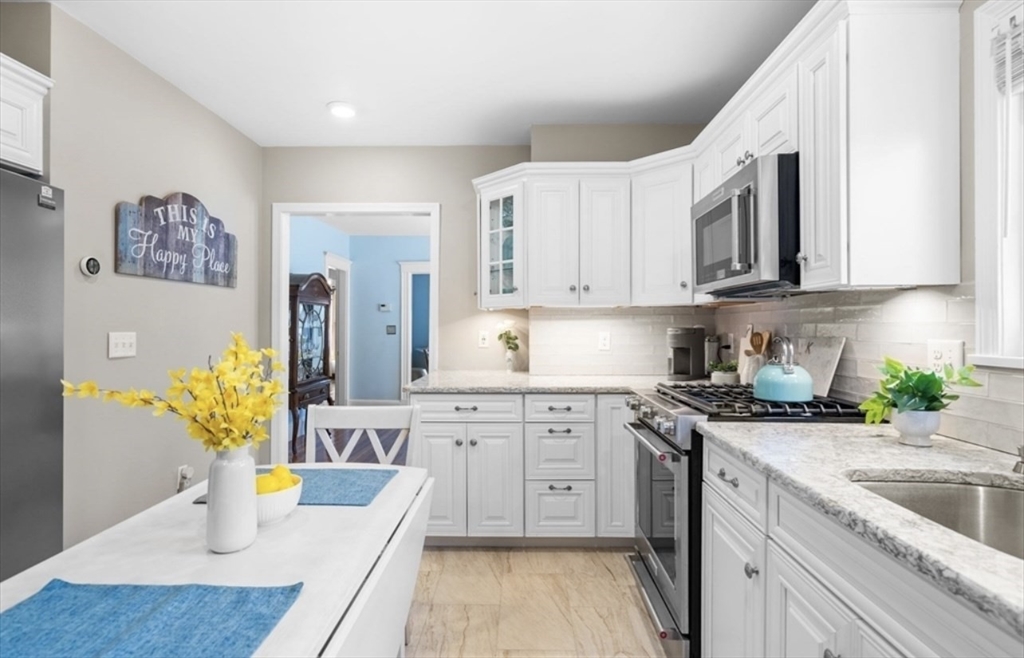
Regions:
[[411, 274, 430, 370], [290, 216, 350, 274], [350, 236, 430, 401]]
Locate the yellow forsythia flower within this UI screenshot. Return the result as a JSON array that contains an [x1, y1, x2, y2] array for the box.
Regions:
[[61, 380, 76, 397], [77, 381, 100, 398]]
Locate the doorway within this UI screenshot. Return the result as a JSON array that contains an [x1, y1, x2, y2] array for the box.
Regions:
[[271, 203, 440, 466], [400, 262, 430, 401]]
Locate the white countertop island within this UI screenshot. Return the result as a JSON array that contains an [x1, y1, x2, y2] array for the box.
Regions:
[[0, 463, 433, 658]]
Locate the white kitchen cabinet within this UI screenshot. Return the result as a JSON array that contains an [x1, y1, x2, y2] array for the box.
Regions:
[[418, 424, 468, 536], [750, 69, 799, 158], [524, 423, 595, 480], [0, 54, 52, 175], [595, 395, 634, 537], [716, 115, 753, 183], [765, 542, 851, 658], [478, 182, 526, 309], [630, 163, 694, 305], [693, 148, 716, 203], [797, 23, 847, 291], [466, 424, 524, 536], [525, 480, 596, 537], [526, 176, 630, 307], [702, 486, 766, 658]]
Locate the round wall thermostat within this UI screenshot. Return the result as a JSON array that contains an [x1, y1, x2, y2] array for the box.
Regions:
[[79, 257, 101, 277]]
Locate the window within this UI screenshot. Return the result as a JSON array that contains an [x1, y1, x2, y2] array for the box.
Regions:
[[974, 0, 1024, 369]]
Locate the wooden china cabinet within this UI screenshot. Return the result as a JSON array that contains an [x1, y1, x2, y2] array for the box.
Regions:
[[288, 273, 333, 461]]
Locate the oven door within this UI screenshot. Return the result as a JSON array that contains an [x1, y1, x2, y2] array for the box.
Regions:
[[626, 421, 689, 639]]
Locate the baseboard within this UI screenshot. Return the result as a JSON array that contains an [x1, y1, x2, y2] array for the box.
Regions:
[[349, 399, 403, 406], [425, 536, 635, 549]]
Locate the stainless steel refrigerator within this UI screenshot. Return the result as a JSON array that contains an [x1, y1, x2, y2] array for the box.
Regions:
[[0, 167, 64, 581]]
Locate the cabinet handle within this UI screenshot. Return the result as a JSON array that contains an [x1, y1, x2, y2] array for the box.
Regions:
[[512, 286, 519, 292], [744, 150, 754, 162], [548, 484, 573, 492], [548, 405, 573, 412], [795, 252, 808, 265], [455, 439, 464, 447], [569, 284, 577, 292], [823, 650, 840, 658], [680, 281, 688, 289], [454, 405, 478, 412], [548, 428, 573, 434], [582, 284, 590, 292], [744, 563, 759, 579], [469, 438, 478, 447], [736, 157, 744, 167], [717, 468, 739, 488]]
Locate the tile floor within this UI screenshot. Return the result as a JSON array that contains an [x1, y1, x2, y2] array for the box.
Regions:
[[407, 548, 668, 658]]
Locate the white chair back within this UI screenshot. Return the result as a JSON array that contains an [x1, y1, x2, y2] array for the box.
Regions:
[[304, 405, 421, 465]]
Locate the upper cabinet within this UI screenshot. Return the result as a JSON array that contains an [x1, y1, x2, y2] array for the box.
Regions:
[[631, 163, 694, 306], [478, 181, 526, 309], [750, 69, 799, 159], [0, 54, 53, 176]]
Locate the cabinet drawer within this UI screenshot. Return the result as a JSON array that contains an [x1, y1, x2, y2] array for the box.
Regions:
[[412, 395, 523, 423], [524, 394, 595, 422], [704, 442, 768, 530], [525, 480, 596, 536], [524, 424, 595, 480]]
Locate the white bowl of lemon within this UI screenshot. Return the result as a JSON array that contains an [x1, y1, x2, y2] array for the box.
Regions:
[[256, 465, 302, 526]]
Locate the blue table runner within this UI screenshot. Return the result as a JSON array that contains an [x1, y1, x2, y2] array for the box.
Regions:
[[259, 468, 397, 506], [0, 579, 302, 658]]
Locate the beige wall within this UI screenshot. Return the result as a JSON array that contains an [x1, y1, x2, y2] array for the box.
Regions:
[[530, 124, 704, 162], [260, 147, 531, 372], [49, 7, 263, 547], [0, 1, 51, 75]]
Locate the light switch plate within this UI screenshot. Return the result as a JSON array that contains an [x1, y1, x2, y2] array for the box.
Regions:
[[108, 331, 136, 359], [927, 339, 964, 374], [478, 330, 489, 348], [597, 331, 611, 351]]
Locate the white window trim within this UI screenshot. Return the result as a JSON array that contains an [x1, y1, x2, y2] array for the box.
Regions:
[[972, 0, 1024, 370]]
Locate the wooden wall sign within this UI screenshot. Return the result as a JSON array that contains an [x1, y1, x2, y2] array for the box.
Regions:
[[115, 192, 237, 288]]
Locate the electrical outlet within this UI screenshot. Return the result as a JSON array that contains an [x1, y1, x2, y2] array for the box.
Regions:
[[108, 331, 136, 359], [927, 339, 964, 374], [597, 331, 611, 351], [478, 330, 490, 348]]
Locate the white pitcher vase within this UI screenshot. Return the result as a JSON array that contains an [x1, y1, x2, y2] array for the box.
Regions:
[[206, 444, 257, 553]]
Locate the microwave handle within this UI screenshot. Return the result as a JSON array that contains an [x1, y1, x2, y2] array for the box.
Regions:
[[730, 189, 753, 273]]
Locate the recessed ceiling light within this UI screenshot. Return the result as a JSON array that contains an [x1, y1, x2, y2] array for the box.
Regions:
[[327, 101, 356, 119]]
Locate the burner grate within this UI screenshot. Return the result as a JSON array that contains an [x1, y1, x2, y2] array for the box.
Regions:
[[655, 382, 865, 419]]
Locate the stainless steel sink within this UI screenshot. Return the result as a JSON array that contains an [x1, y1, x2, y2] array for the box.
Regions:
[[857, 481, 1024, 559]]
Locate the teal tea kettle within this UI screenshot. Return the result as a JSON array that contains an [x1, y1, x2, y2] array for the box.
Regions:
[[753, 336, 814, 402]]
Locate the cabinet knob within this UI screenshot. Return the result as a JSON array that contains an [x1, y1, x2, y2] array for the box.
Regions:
[[744, 150, 754, 162], [455, 439, 464, 447], [680, 281, 688, 289], [744, 562, 759, 579], [512, 286, 518, 292], [582, 284, 590, 292], [795, 252, 808, 265], [823, 650, 840, 658], [469, 438, 478, 447], [736, 157, 744, 167], [569, 284, 577, 292]]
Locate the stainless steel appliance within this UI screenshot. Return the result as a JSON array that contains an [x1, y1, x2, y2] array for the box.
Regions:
[[667, 327, 705, 381], [0, 169, 64, 581], [692, 153, 800, 298], [624, 382, 865, 657]]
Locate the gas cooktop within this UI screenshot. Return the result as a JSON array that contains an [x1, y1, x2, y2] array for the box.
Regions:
[[655, 382, 866, 421]]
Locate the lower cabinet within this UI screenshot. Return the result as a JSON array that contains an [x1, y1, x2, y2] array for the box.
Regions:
[[417, 422, 523, 537], [702, 485, 766, 658], [596, 395, 635, 537], [525, 480, 596, 536]]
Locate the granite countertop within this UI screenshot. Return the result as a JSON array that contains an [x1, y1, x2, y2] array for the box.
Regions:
[[697, 422, 1024, 639], [404, 370, 668, 394]]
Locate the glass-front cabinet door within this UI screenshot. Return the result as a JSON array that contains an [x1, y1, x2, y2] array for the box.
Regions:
[[478, 182, 525, 308]]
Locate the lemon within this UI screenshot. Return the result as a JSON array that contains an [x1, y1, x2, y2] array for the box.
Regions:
[[270, 464, 291, 479], [268, 464, 294, 490], [256, 474, 280, 495]]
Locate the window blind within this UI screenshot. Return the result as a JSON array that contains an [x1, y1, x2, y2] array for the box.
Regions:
[[993, 15, 1023, 94]]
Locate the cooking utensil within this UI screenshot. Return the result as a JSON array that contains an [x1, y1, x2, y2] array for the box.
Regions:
[[753, 336, 814, 402], [750, 331, 765, 355]]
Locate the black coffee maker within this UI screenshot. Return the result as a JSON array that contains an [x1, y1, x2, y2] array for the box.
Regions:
[[666, 327, 706, 381]]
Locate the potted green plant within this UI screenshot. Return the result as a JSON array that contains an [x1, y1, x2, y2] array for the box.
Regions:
[[497, 325, 519, 373], [860, 357, 980, 447], [708, 360, 740, 385]]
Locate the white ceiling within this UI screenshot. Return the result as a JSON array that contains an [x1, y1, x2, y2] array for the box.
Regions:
[[51, 0, 815, 147], [298, 213, 432, 236]]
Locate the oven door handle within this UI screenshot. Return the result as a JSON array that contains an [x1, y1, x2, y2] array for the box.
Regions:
[[624, 422, 682, 463]]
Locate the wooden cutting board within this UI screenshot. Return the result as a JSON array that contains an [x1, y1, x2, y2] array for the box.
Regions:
[[794, 336, 847, 397]]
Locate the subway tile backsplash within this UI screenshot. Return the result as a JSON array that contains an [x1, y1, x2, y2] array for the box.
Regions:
[[528, 307, 717, 376], [526, 285, 1023, 455]]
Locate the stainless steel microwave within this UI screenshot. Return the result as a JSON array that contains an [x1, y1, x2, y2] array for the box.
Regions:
[[691, 153, 800, 297]]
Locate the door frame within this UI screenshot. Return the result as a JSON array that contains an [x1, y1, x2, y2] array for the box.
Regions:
[[324, 252, 351, 407], [399, 261, 431, 401], [270, 202, 441, 465]]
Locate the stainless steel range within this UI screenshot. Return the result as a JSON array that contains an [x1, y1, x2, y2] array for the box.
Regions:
[[624, 382, 865, 658]]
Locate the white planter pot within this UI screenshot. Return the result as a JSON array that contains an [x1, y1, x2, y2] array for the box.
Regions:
[[710, 371, 740, 385], [891, 410, 941, 448], [206, 444, 257, 553], [505, 349, 515, 374]]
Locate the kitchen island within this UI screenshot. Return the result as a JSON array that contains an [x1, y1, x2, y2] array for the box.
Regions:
[[0, 463, 433, 658]]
